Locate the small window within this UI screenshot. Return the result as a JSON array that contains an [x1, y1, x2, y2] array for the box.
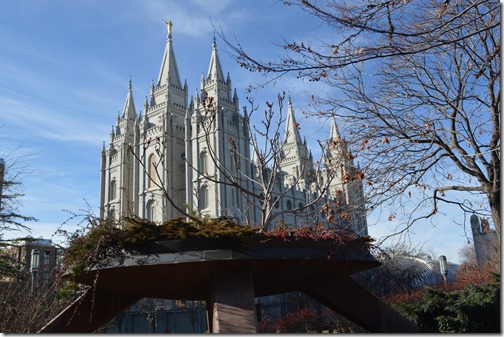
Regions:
[[146, 200, 155, 221], [200, 151, 207, 174], [109, 179, 117, 201], [199, 185, 208, 209], [148, 154, 157, 188], [43, 251, 50, 266], [286, 200, 292, 210], [108, 207, 115, 220]]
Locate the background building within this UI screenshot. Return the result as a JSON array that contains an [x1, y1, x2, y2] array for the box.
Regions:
[[1, 239, 60, 284], [470, 213, 499, 268]]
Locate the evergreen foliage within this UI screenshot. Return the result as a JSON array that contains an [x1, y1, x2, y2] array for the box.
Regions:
[[0, 162, 36, 279], [62, 216, 261, 275], [394, 274, 500, 333], [61, 216, 372, 277]]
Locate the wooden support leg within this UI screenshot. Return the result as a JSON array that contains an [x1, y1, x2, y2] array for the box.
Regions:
[[303, 276, 418, 333], [205, 299, 213, 333], [209, 272, 257, 333], [38, 288, 141, 333]]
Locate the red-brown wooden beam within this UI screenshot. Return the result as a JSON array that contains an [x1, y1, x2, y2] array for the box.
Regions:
[[39, 288, 141, 333], [303, 276, 419, 333]]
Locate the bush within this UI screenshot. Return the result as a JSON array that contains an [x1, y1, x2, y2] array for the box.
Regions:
[[258, 308, 324, 333], [392, 274, 500, 333]]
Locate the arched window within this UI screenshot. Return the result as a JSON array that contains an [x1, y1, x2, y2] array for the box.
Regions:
[[109, 179, 117, 201], [146, 199, 156, 222], [108, 207, 115, 220], [199, 185, 208, 210], [199, 151, 207, 174], [286, 200, 292, 210], [148, 154, 157, 188]]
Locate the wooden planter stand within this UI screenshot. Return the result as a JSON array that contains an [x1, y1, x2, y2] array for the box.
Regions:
[[40, 237, 418, 333]]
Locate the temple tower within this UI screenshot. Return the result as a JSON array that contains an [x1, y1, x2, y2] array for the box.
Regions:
[[99, 81, 136, 220], [185, 38, 252, 222]]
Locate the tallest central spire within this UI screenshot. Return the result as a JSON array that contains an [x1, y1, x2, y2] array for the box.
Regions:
[[157, 19, 182, 88]]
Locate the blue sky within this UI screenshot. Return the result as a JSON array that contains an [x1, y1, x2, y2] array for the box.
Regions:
[[0, 0, 475, 264]]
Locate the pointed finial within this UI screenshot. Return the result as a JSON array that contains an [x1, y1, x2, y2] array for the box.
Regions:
[[163, 19, 173, 39], [213, 32, 217, 49]]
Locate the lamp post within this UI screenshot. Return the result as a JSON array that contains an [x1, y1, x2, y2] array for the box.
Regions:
[[439, 255, 448, 284]]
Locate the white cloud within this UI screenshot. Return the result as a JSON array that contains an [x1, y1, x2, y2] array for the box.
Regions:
[[0, 95, 109, 145]]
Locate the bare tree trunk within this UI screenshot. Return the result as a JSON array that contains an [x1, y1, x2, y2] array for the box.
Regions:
[[488, 191, 501, 241]]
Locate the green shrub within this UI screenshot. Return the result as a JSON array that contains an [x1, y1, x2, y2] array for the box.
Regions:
[[394, 274, 500, 333]]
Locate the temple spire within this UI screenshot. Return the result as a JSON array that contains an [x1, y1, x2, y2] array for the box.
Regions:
[[330, 117, 341, 141], [284, 97, 302, 145], [122, 79, 137, 120], [157, 20, 182, 88], [143, 96, 149, 112], [206, 36, 225, 82]]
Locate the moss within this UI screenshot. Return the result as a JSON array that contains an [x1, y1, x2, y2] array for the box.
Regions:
[[195, 218, 257, 239]]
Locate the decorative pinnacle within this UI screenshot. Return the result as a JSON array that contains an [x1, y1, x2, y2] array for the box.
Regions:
[[162, 19, 173, 39]]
